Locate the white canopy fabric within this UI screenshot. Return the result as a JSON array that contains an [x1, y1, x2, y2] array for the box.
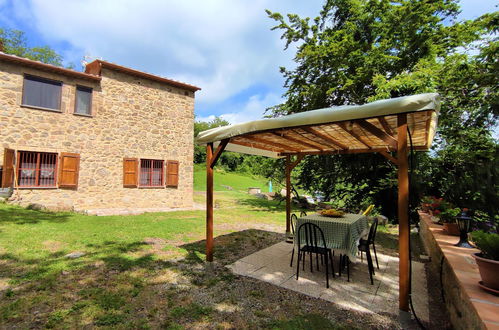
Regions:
[[197, 93, 440, 158]]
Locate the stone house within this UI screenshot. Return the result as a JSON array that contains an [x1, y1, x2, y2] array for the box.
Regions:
[[0, 52, 199, 213]]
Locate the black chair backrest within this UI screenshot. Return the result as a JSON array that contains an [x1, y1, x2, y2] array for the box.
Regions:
[[300, 210, 307, 217], [297, 222, 327, 250], [367, 217, 379, 244], [290, 213, 298, 235]]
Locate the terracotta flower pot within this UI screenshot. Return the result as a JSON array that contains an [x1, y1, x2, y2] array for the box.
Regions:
[[473, 253, 499, 291], [443, 222, 460, 236]]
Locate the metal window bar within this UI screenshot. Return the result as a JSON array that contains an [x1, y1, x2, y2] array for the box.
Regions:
[[140, 159, 164, 187], [18, 151, 57, 187]]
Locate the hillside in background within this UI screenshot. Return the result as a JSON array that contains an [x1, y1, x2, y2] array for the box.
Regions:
[[193, 164, 274, 192]]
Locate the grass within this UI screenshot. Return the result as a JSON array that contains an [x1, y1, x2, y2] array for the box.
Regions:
[[0, 174, 405, 328], [193, 163, 271, 192]]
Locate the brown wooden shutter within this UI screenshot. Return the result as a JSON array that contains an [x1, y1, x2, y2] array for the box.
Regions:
[[58, 153, 80, 189], [123, 158, 138, 187], [1, 148, 15, 188], [166, 160, 179, 187]]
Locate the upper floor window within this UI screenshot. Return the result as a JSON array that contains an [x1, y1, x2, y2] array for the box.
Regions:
[[22, 75, 62, 111], [75, 85, 92, 115]]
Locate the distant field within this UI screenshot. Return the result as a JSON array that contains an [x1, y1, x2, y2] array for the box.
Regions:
[[193, 164, 273, 192]]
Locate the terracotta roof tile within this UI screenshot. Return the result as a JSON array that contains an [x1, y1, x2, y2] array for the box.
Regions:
[[85, 59, 201, 92], [0, 52, 101, 81]]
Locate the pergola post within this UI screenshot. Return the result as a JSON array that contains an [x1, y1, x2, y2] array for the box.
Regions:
[[206, 143, 214, 262], [397, 113, 409, 312], [285, 155, 291, 235], [205, 139, 229, 262]]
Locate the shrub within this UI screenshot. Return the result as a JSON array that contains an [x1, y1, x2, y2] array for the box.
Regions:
[[470, 231, 499, 261], [439, 207, 461, 223]]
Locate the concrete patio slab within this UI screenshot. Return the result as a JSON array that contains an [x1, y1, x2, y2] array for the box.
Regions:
[[228, 241, 430, 321]]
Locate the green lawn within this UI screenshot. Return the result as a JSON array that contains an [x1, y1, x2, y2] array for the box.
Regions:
[[0, 186, 400, 328], [193, 164, 272, 192]]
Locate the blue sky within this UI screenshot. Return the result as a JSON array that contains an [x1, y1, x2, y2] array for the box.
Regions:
[[0, 0, 496, 124]]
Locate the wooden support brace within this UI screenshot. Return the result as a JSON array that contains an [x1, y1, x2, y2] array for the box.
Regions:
[[210, 139, 229, 169], [289, 154, 304, 170], [380, 151, 398, 165]]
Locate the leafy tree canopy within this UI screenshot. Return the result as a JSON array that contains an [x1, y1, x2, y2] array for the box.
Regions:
[[0, 28, 63, 66], [266, 0, 498, 223]]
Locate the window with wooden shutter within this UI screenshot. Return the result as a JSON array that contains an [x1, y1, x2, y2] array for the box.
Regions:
[[1, 148, 15, 188], [58, 153, 80, 189], [166, 160, 179, 187], [123, 158, 138, 187]]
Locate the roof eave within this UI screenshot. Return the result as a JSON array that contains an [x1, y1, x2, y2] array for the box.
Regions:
[[0, 52, 101, 82], [85, 60, 201, 92]]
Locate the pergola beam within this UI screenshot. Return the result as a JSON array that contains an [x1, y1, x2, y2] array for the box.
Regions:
[[302, 127, 347, 150], [292, 129, 330, 151], [378, 117, 394, 136], [272, 132, 324, 152], [337, 122, 372, 149], [230, 139, 281, 153], [279, 147, 399, 157], [244, 135, 300, 152], [356, 119, 398, 149]]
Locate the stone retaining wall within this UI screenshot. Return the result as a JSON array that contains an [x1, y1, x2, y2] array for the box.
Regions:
[[419, 212, 498, 329]]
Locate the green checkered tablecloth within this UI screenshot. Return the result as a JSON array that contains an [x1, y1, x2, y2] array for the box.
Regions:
[[296, 213, 369, 262]]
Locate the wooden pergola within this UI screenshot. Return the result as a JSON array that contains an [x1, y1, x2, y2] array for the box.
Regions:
[[197, 93, 440, 312]]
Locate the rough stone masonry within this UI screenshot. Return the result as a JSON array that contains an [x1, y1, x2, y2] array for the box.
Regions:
[[0, 54, 198, 213]]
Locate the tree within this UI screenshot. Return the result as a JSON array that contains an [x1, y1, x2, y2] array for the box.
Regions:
[[0, 28, 63, 66], [194, 116, 230, 164], [267, 1, 498, 221]]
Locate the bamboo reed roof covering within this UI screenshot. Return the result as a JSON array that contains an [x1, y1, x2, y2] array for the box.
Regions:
[[196, 93, 440, 158]]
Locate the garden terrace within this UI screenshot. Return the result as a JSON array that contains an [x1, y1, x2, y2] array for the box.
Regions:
[[197, 93, 441, 314]]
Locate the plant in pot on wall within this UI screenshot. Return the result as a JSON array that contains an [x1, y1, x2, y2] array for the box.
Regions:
[[471, 230, 499, 294], [440, 207, 461, 236]]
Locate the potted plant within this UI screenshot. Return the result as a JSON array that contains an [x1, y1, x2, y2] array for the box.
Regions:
[[420, 196, 435, 213], [440, 207, 461, 236], [470, 230, 499, 293]]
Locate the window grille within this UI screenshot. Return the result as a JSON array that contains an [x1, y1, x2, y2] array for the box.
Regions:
[[139, 159, 164, 187], [18, 151, 57, 187]]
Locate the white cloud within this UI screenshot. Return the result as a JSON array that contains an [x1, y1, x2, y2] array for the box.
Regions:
[[18, 0, 315, 106], [196, 92, 282, 124], [1, 0, 324, 122], [0, 0, 325, 127]]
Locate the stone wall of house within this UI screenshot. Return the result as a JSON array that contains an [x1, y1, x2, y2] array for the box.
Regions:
[[0, 63, 194, 211]]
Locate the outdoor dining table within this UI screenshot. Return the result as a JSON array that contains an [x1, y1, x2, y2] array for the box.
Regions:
[[296, 213, 369, 262]]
